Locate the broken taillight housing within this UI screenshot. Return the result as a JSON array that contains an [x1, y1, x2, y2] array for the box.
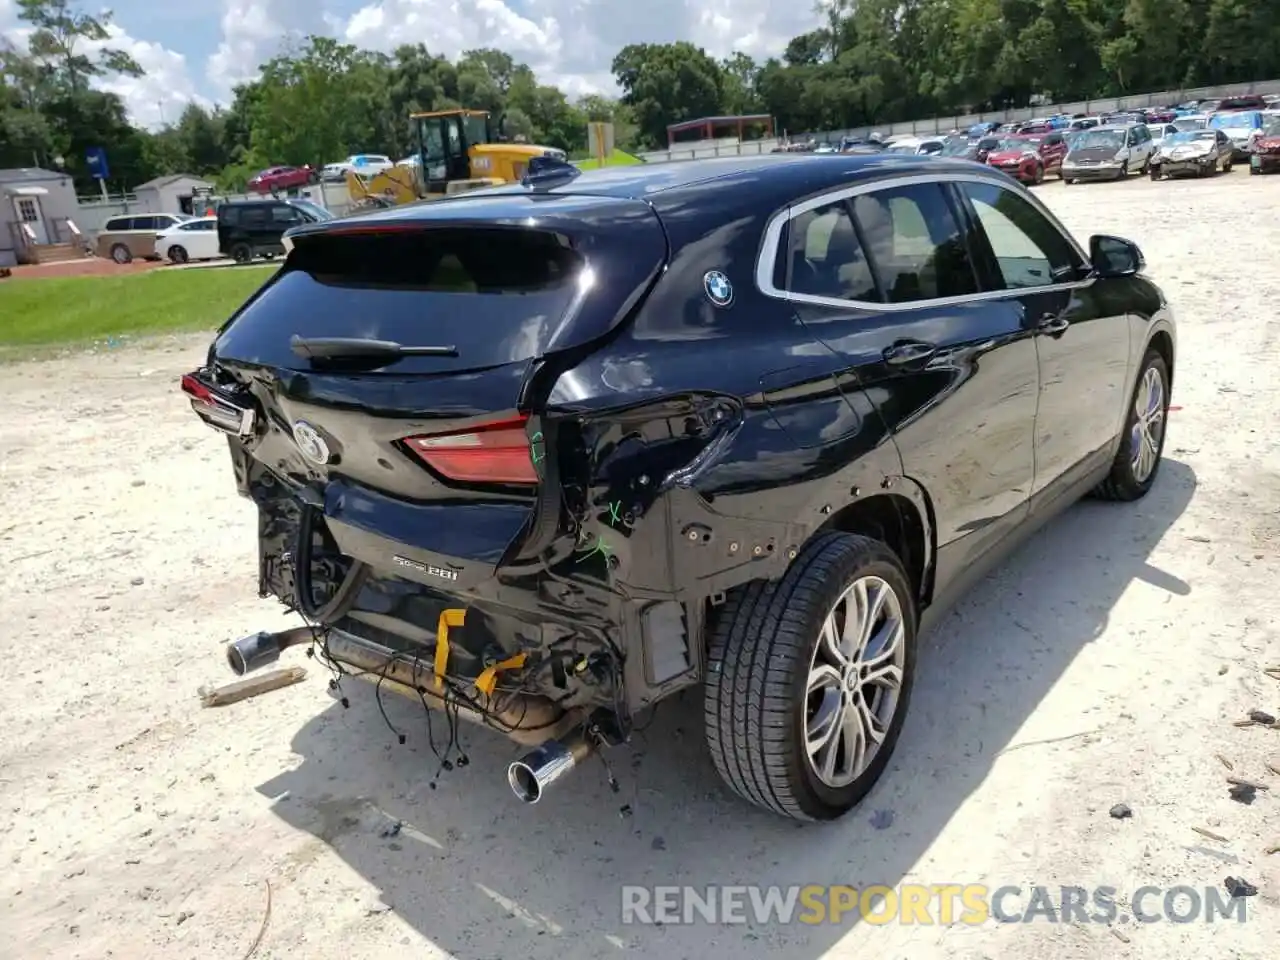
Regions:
[[180, 371, 256, 437], [402, 414, 537, 485]]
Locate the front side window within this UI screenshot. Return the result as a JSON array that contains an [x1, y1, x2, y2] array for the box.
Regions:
[[959, 181, 1081, 289], [849, 182, 980, 304]]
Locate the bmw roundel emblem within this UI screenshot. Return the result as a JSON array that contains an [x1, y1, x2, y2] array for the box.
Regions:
[[703, 270, 734, 308], [292, 420, 330, 464]]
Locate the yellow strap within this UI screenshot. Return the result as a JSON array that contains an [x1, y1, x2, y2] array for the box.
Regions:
[[433, 608, 466, 691], [474, 652, 528, 697]]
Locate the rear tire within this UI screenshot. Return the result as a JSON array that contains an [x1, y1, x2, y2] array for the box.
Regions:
[[110, 243, 132, 264], [230, 243, 253, 264], [1093, 349, 1170, 502], [705, 532, 917, 821]]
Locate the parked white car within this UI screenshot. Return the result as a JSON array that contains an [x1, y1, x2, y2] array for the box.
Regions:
[[156, 216, 219, 264], [322, 154, 396, 181]]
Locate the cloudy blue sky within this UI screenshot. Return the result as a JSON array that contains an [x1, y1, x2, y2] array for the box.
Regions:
[[0, 0, 826, 129]]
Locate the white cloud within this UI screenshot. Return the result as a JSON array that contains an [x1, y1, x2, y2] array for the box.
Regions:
[[204, 0, 826, 103], [88, 26, 211, 130], [206, 0, 324, 101], [1, 5, 204, 131]]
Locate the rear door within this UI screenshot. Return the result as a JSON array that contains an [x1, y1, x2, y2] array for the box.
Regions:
[[949, 177, 1131, 504], [208, 194, 669, 587], [780, 175, 1039, 591]]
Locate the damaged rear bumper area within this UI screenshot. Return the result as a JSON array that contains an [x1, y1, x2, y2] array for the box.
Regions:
[[219, 398, 805, 801]]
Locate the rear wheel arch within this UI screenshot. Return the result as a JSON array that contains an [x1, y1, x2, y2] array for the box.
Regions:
[[815, 488, 934, 609]]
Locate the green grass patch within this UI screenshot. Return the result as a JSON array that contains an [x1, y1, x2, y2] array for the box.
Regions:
[[573, 149, 645, 170], [0, 266, 275, 347]]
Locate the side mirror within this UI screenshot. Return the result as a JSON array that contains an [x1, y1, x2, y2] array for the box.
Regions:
[[1090, 234, 1144, 278]]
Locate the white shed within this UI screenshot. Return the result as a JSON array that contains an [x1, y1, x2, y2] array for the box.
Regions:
[[132, 174, 215, 217]]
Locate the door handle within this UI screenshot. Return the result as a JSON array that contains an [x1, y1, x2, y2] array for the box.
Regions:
[[1035, 313, 1070, 335], [882, 340, 937, 365]]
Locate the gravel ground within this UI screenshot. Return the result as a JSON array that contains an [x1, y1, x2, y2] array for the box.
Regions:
[[1, 168, 1279, 960]]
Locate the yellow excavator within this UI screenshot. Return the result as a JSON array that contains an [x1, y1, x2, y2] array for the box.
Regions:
[[344, 108, 569, 207]]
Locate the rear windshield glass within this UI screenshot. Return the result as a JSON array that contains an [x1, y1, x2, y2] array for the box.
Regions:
[[217, 227, 584, 372]]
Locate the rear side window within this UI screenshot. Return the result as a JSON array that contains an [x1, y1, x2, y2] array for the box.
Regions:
[[132, 216, 155, 230], [850, 183, 980, 304], [104, 217, 130, 231], [785, 201, 876, 302]]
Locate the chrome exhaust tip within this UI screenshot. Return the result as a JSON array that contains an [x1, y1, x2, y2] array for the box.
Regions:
[[226, 631, 281, 676], [225, 627, 315, 676], [507, 730, 594, 804]]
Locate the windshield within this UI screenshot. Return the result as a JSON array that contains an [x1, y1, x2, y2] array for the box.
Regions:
[[1173, 117, 1206, 131], [992, 137, 1033, 151], [941, 138, 974, 156], [1266, 121, 1280, 137], [287, 199, 334, 222], [1071, 131, 1123, 150], [887, 144, 918, 154], [1211, 112, 1257, 130], [1164, 131, 1215, 146]]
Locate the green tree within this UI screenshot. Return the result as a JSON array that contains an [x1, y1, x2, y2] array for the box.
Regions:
[[612, 41, 724, 148], [17, 0, 142, 91]]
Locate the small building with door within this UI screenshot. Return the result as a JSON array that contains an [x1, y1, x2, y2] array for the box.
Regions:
[[132, 174, 216, 217], [0, 167, 85, 266]]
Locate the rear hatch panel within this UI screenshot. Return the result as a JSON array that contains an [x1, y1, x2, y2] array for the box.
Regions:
[[208, 194, 669, 592]]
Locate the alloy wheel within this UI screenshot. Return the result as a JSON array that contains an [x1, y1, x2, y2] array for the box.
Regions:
[[804, 575, 906, 789], [1129, 365, 1166, 483]]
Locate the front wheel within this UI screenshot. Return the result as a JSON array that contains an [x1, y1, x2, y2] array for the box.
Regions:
[[167, 245, 188, 264], [1223, 157, 1233, 173], [705, 532, 917, 821], [1093, 349, 1170, 501], [1149, 166, 1161, 181], [1032, 163, 1045, 185], [230, 243, 253, 264], [1118, 161, 1129, 178]]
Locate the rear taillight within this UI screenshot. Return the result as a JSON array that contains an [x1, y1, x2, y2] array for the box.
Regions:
[[402, 414, 537, 485], [180, 372, 256, 437]]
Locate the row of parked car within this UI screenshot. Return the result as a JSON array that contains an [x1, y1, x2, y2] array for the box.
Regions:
[[242, 154, 410, 194], [839, 96, 1280, 184], [93, 197, 336, 265]]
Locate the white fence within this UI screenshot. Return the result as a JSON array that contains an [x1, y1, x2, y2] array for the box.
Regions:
[[638, 77, 1280, 164]]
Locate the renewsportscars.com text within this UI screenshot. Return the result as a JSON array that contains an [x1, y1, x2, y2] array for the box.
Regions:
[[620, 884, 1250, 925]]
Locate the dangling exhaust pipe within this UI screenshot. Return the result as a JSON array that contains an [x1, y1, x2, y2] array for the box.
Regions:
[[507, 728, 596, 803], [225, 627, 316, 676]]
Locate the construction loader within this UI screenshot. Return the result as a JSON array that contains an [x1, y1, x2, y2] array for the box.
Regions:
[[344, 108, 569, 208]]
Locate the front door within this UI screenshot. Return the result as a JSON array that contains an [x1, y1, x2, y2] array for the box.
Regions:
[[950, 178, 1132, 502], [783, 178, 1039, 592], [14, 196, 49, 244]]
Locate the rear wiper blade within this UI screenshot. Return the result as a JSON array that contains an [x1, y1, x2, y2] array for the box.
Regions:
[[289, 335, 459, 361]]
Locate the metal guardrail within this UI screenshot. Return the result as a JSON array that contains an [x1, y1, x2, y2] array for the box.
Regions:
[[639, 78, 1280, 164]]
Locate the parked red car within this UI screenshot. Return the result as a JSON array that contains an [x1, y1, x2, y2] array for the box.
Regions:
[[1250, 119, 1280, 174], [247, 165, 319, 194], [984, 132, 1069, 184]]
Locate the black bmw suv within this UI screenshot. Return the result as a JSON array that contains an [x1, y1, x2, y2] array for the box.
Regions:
[[182, 155, 1175, 821]]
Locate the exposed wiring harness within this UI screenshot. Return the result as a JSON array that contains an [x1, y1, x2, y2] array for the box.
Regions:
[[292, 501, 369, 621]]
